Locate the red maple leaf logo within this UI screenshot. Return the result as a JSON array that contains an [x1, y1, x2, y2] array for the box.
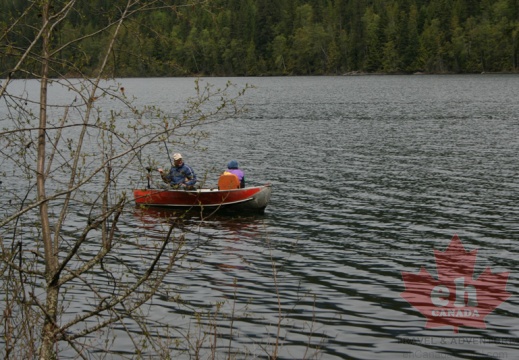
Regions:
[[401, 235, 510, 333]]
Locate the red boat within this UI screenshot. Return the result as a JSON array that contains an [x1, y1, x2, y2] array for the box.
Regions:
[[133, 184, 272, 213]]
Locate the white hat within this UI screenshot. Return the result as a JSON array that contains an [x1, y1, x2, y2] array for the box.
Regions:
[[173, 153, 182, 160]]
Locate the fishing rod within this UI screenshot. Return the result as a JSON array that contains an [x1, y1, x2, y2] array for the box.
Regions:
[[163, 140, 173, 166], [140, 141, 174, 189]]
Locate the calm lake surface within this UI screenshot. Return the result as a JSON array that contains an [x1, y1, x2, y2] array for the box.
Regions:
[[3, 75, 519, 359]]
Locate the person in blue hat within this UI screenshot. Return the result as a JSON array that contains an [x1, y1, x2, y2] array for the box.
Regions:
[[225, 160, 245, 188]]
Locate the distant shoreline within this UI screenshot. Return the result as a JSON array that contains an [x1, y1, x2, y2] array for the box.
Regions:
[[3, 71, 519, 82]]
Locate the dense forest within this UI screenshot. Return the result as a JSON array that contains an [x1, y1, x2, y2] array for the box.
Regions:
[[1, 0, 519, 77]]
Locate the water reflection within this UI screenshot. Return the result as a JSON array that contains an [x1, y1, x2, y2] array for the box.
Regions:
[[132, 205, 267, 233], [132, 204, 268, 271]]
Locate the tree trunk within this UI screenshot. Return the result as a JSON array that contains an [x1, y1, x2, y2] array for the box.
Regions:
[[38, 1, 59, 358]]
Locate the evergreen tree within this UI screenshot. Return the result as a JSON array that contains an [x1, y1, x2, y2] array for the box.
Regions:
[[2, 0, 519, 76]]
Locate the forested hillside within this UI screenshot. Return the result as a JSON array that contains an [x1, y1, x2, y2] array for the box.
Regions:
[[2, 0, 519, 77]]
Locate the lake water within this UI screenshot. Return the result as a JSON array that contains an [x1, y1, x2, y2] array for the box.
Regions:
[[2, 75, 519, 359]]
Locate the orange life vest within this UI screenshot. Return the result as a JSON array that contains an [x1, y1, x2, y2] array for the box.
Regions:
[[218, 172, 240, 190]]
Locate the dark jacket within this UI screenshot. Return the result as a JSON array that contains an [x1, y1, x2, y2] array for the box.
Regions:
[[163, 163, 197, 186]]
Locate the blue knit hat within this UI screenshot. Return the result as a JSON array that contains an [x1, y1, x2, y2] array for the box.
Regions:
[[227, 160, 239, 169]]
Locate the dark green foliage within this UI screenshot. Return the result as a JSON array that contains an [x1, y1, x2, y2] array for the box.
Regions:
[[1, 0, 518, 77]]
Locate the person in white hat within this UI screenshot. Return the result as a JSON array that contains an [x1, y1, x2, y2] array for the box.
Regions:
[[158, 153, 197, 189]]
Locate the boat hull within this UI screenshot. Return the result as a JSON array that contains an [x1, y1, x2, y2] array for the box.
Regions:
[[133, 184, 272, 213]]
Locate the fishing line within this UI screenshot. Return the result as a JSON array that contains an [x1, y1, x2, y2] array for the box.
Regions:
[[163, 140, 173, 166]]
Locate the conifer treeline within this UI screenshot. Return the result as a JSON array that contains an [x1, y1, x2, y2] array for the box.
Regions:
[[2, 0, 519, 77]]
